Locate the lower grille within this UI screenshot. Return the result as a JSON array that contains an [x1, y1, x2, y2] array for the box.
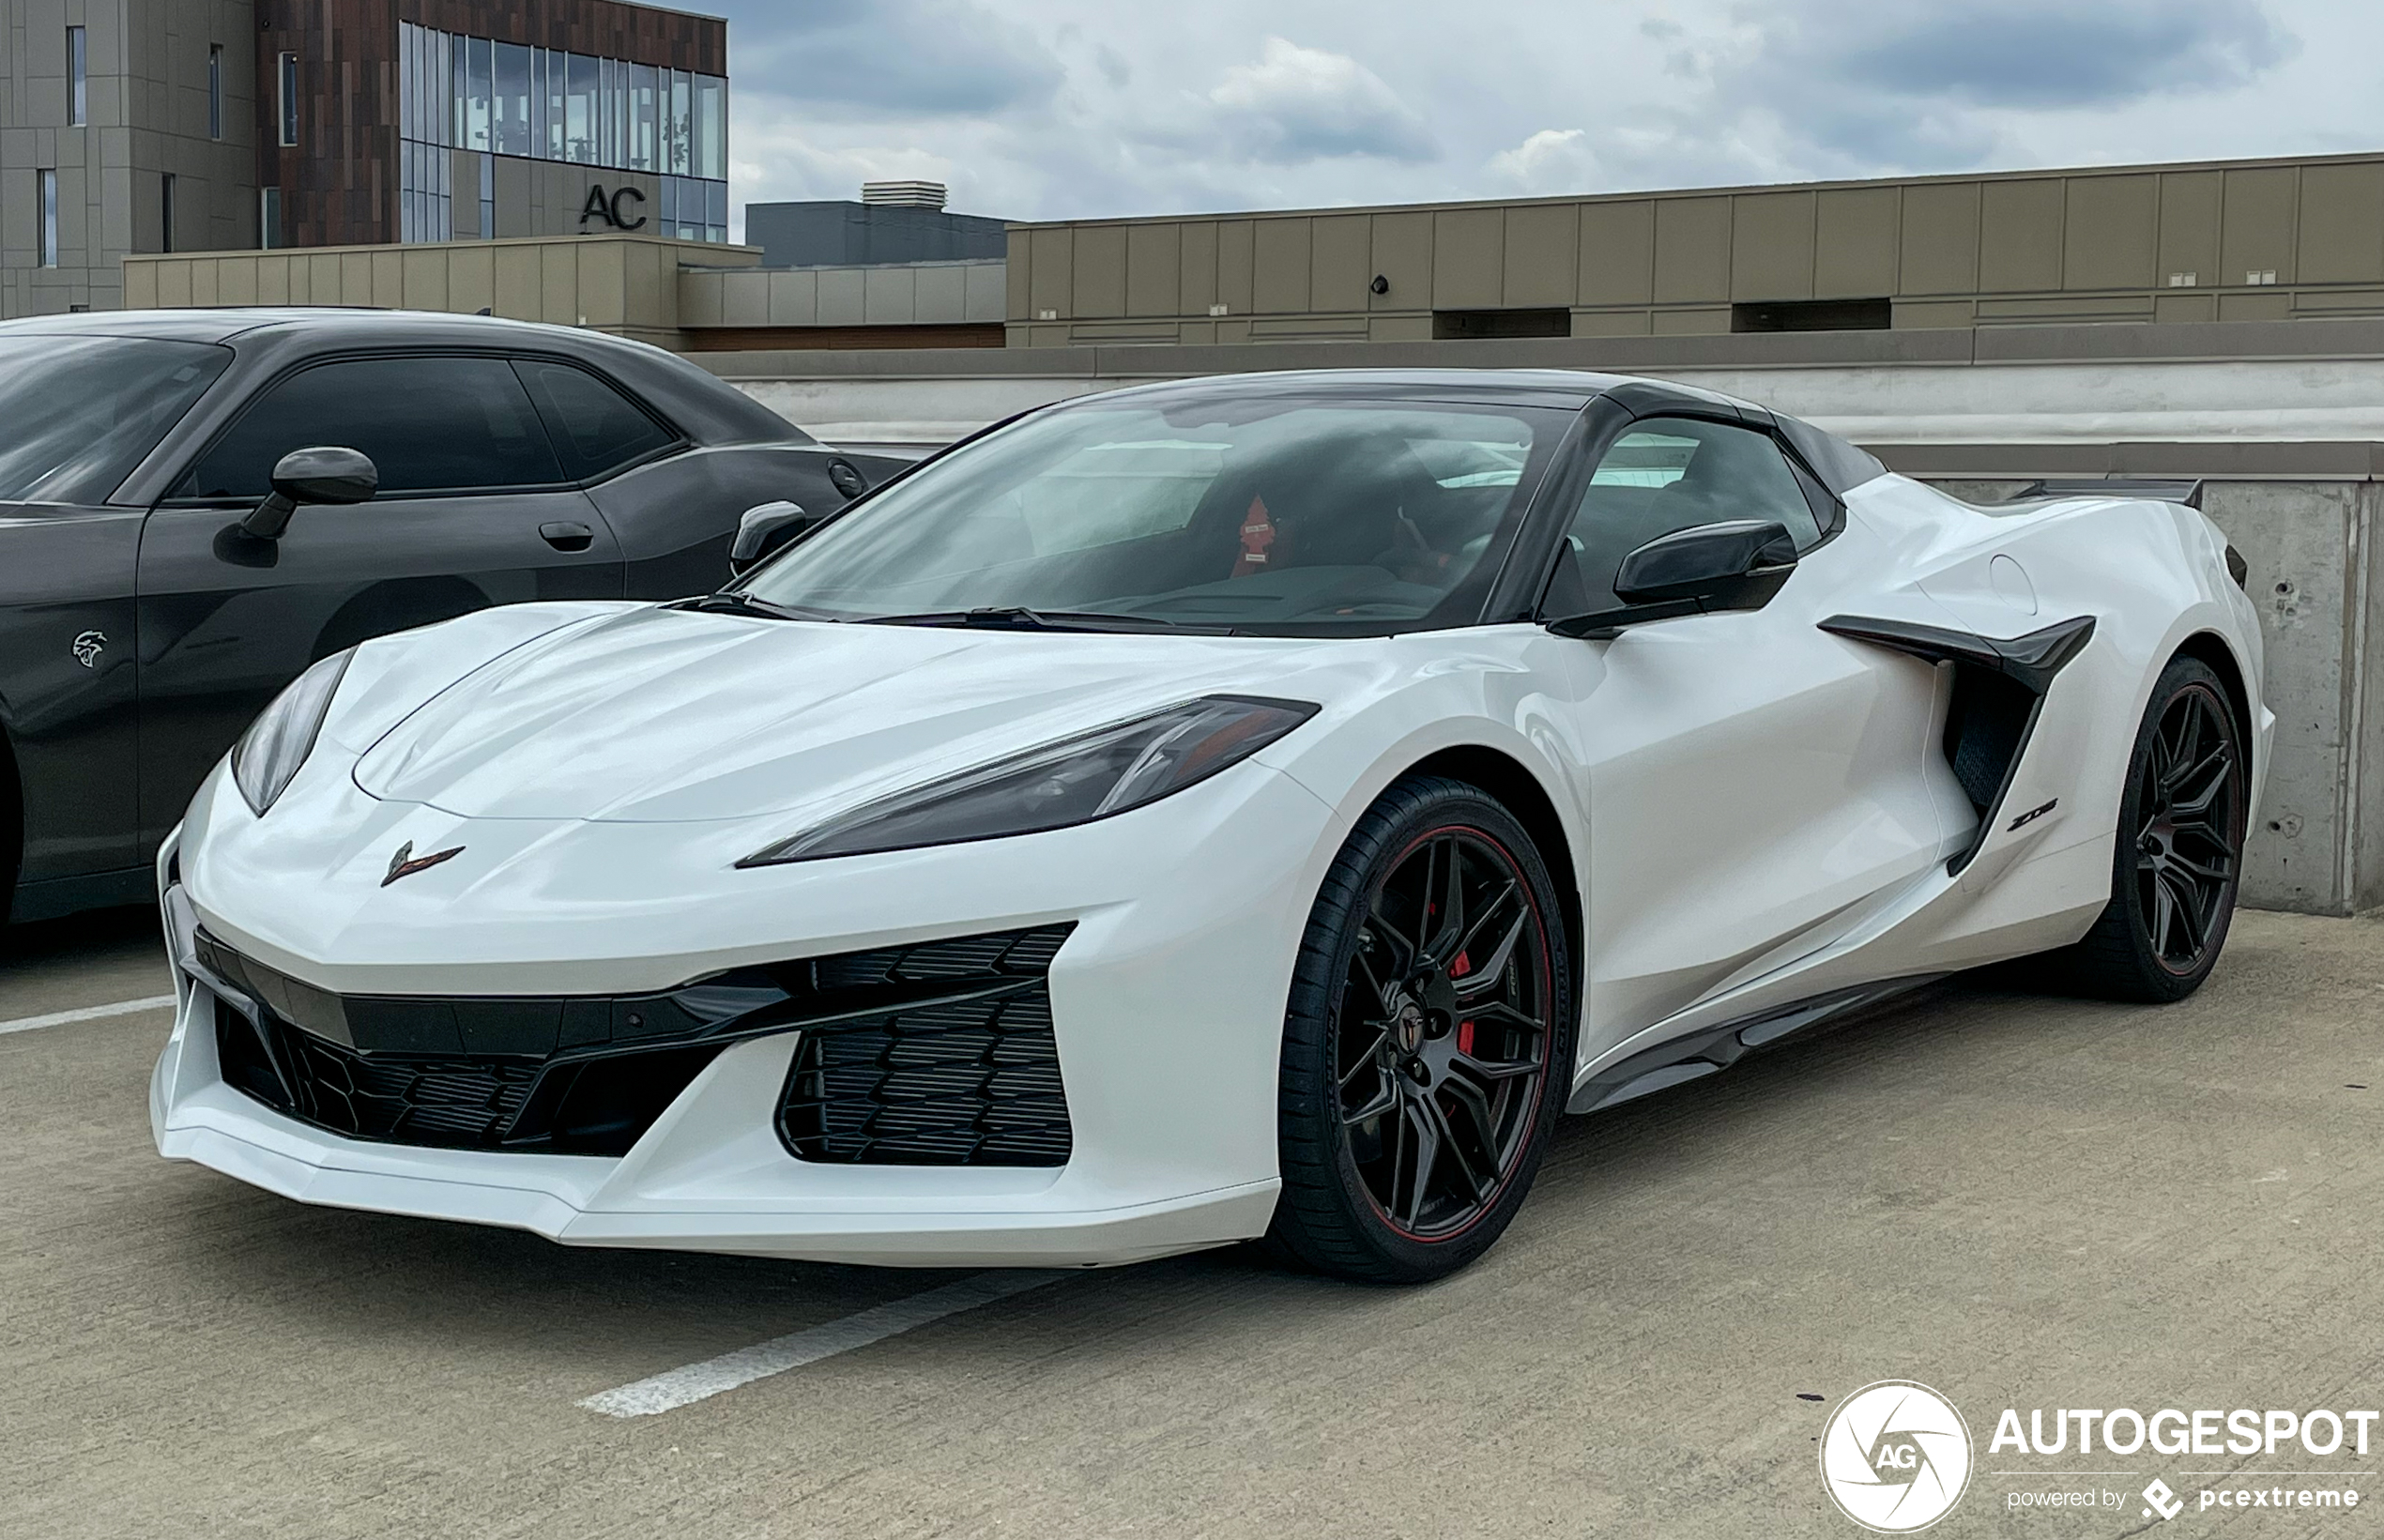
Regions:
[[200, 922, 1076, 1166], [215, 1000, 724, 1154], [779, 927, 1074, 1166], [284, 1028, 539, 1142]]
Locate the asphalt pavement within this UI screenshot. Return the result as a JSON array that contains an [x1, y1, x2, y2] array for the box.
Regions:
[[5, 904, 2381, 1538]]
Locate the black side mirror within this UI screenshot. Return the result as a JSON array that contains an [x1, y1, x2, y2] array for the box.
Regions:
[[1550, 518, 1799, 638], [242, 446, 379, 539], [728, 500, 817, 576], [1613, 518, 1799, 608]]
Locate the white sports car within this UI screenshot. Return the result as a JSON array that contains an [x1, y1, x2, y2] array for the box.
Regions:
[[150, 370, 2269, 1282]]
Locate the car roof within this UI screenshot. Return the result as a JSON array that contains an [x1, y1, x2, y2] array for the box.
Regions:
[[0, 307, 811, 453], [0, 306, 633, 348], [1062, 368, 1887, 495]]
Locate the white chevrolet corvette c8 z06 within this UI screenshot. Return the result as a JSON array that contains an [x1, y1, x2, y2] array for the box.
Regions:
[[151, 370, 2269, 1283]]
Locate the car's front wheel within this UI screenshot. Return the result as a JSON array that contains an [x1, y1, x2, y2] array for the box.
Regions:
[[2055, 655, 2247, 1001], [1267, 775, 1576, 1283]]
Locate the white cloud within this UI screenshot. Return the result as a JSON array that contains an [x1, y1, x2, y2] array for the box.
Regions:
[[706, 0, 2364, 224], [1201, 37, 1437, 163], [1487, 129, 1598, 194]]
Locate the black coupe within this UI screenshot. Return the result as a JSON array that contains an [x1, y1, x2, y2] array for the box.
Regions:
[[0, 309, 903, 922]]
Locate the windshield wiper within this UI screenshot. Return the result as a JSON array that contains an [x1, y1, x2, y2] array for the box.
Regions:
[[677, 592, 845, 623], [860, 606, 1238, 635]]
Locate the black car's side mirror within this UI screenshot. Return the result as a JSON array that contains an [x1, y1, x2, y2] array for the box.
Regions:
[[1549, 519, 1799, 639], [728, 500, 817, 576], [242, 447, 379, 540]]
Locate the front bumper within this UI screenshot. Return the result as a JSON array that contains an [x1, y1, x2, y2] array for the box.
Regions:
[[150, 757, 1343, 1267]]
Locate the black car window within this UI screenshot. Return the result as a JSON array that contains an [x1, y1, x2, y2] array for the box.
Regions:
[[513, 359, 678, 480], [0, 335, 230, 504], [1562, 416, 1823, 609], [176, 355, 563, 499]]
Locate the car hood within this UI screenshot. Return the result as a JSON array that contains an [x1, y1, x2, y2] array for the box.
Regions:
[[349, 604, 1344, 824]]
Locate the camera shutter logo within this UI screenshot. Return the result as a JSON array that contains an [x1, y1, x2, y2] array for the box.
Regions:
[[1819, 1380, 1974, 1532]]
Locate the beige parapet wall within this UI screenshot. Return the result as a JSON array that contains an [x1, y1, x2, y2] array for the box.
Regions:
[[122, 234, 761, 350], [1001, 149, 2384, 347], [121, 238, 1004, 346]]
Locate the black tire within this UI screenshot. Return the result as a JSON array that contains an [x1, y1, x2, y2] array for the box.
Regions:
[[1266, 775, 1576, 1284], [2050, 656, 2247, 1002]]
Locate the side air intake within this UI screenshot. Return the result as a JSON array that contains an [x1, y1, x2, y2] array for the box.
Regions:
[[1818, 613, 2095, 875]]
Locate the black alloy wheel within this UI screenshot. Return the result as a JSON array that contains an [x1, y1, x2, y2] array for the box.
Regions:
[[1268, 775, 1575, 1283], [2055, 656, 2246, 1001]]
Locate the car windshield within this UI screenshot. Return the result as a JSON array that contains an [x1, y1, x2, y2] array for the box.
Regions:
[[0, 335, 231, 505], [738, 396, 1568, 633]]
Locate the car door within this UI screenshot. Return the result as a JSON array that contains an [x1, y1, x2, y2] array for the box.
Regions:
[[1556, 413, 1948, 1058], [134, 353, 625, 848]]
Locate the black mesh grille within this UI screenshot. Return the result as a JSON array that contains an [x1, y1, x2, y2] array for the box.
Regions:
[[202, 923, 1076, 1165], [779, 926, 1074, 1166]]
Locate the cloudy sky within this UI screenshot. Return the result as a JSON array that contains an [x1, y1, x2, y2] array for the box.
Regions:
[[708, 1, 2374, 234]]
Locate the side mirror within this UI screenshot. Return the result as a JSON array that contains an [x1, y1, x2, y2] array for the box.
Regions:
[[728, 500, 816, 576], [1612, 518, 1799, 609], [1549, 518, 1799, 639], [242, 446, 379, 539]]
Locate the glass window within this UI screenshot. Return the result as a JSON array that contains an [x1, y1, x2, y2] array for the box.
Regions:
[[630, 63, 656, 172], [494, 42, 529, 157], [67, 26, 85, 126], [465, 37, 492, 151], [279, 52, 298, 145], [564, 53, 596, 164], [544, 50, 566, 159], [176, 357, 563, 500], [260, 187, 282, 250], [209, 44, 223, 139], [480, 150, 495, 238], [529, 49, 547, 159], [1562, 417, 1822, 611], [740, 400, 1566, 633], [160, 173, 176, 254], [514, 361, 676, 480], [37, 169, 57, 266], [668, 70, 691, 175], [0, 336, 230, 504], [696, 76, 726, 181]]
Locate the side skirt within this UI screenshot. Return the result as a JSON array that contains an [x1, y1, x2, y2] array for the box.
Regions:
[[1566, 974, 1948, 1115]]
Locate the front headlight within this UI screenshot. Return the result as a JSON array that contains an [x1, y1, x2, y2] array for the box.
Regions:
[[231, 648, 354, 815], [740, 694, 1318, 867]]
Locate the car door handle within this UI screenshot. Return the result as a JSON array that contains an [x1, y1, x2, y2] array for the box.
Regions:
[[540, 521, 595, 553]]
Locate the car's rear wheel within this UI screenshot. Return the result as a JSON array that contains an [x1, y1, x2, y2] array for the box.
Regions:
[[1267, 775, 1576, 1283], [2054, 656, 2246, 1001]]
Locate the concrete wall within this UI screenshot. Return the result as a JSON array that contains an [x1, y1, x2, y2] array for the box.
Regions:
[[122, 230, 748, 347], [680, 258, 1004, 331], [1002, 150, 2384, 348], [699, 323, 2384, 917], [3, 0, 256, 317]]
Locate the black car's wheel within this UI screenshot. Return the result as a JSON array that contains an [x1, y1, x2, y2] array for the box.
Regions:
[[1268, 775, 1575, 1284], [2055, 656, 2246, 1001]]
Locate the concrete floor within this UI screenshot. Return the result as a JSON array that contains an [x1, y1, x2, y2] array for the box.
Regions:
[[4, 906, 2380, 1538]]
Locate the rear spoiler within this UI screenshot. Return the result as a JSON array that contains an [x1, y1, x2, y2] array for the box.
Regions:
[[2009, 478, 2205, 510]]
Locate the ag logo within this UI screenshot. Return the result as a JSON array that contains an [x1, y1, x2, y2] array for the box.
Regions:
[[1819, 1380, 1973, 1532]]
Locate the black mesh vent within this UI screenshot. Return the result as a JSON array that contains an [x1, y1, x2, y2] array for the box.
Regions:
[[202, 924, 1075, 1164], [780, 926, 1074, 1166]]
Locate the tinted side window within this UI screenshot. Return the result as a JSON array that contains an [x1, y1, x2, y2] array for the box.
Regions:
[[1563, 416, 1822, 608], [514, 360, 677, 480], [177, 356, 562, 498]]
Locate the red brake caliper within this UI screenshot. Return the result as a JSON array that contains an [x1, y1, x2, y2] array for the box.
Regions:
[[1451, 950, 1473, 1054]]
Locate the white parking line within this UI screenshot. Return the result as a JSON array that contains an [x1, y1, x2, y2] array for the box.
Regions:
[[579, 1269, 1075, 1418], [0, 994, 177, 1037]]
